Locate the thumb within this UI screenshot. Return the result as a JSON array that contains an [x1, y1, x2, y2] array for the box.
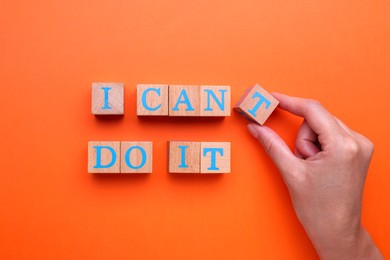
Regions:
[[247, 123, 299, 180]]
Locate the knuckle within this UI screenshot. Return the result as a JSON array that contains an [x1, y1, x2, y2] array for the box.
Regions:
[[307, 99, 321, 108], [263, 139, 274, 154], [339, 135, 375, 161], [342, 136, 360, 158], [303, 99, 322, 115]]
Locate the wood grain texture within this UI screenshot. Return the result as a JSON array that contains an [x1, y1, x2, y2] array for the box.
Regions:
[[168, 141, 200, 173], [233, 84, 278, 125], [201, 142, 231, 173], [120, 141, 153, 173], [88, 141, 120, 174], [168, 85, 200, 116], [137, 84, 169, 116], [200, 85, 231, 116], [92, 83, 124, 115]]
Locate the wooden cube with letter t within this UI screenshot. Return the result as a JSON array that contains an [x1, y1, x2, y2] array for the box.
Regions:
[[201, 142, 231, 173], [233, 84, 278, 125]]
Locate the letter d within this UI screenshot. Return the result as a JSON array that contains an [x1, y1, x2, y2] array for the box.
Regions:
[[93, 146, 117, 168]]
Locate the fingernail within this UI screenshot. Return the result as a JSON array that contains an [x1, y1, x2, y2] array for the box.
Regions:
[[247, 124, 258, 138]]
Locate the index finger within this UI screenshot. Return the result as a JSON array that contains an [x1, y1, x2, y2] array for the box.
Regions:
[[271, 92, 340, 139]]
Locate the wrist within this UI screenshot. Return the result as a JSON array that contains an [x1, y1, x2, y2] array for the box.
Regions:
[[311, 225, 382, 259]]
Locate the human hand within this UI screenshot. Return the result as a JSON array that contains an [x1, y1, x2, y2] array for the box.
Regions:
[[247, 93, 383, 259]]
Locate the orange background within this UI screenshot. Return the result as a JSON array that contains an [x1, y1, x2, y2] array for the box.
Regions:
[[1, 1, 389, 259]]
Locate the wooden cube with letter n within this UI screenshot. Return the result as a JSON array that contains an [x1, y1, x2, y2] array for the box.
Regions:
[[234, 84, 278, 125], [200, 85, 231, 116], [88, 141, 120, 173]]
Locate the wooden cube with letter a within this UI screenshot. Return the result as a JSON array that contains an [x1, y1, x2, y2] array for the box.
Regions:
[[169, 85, 200, 116], [200, 85, 231, 116], [88, 141, 121, 173], [233, 84, 278, 125], [201, 142, 231, 174], [137, 84, 169, 116], [92, 83, 124, 115], [121, 141, 153, 173], [168, 141, 200, 173]]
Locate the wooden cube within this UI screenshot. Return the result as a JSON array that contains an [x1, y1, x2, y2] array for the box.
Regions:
[[137, 84, 169, 116], [92, 83, 124, 115], [88, 141, 120, 173], [233, 84, 278, 125], [120, 141, 153, 173], [200, 85, 231, 116], [200, 142, 231, 173], [168, 141, 200, 173], [168, 85, 200, 116]]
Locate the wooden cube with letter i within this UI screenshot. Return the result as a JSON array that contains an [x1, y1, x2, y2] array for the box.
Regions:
[[92, 83, 124, 115], [168, 141, 201, 173]]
